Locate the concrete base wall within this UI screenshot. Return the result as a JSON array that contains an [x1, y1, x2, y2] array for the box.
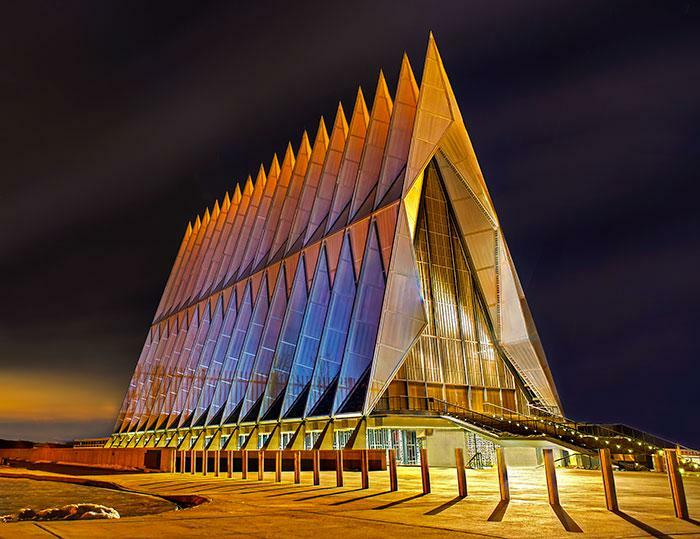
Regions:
[[424, 430, 466, 467], [503, 446, 539, 467], [0, 447, 175, 472]]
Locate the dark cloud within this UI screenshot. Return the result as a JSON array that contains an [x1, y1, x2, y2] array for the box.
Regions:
[[0, 0, 698, 446]]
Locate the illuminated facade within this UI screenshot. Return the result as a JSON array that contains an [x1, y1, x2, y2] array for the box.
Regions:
[[108, 34, 563, 461]]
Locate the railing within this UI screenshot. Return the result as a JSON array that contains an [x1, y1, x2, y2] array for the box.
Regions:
[[373, 395, 669, 459]]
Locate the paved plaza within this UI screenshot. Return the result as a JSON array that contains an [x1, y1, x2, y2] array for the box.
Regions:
[[1, 464, 699, 538]]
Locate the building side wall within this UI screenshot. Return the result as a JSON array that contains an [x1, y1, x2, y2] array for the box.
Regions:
[[0, 447, 174, 472]]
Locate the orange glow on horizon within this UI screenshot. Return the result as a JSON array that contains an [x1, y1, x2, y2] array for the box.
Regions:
[[0, 371, 118, 423]]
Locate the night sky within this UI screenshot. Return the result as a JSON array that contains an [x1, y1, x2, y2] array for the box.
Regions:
[[1, 1, 698, 446]]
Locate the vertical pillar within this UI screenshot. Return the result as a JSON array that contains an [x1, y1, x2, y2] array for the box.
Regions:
[[336, 450, 344, 487], [360, 449, 370, 489], [180, 450, 186, 474], [170, 450, 177, 473], [190, 449, 196, 475], [258, 450, 265, 481], [313, 450, 321, 485], [599, 448, 618, 511], [202, 449, 208, 476], [241, 450, 248, 480], [665, 449, 689, 520], [455, 448, 467, 498], [214, 449, 220, 477], [294, 450, 301, 484], [496, 447, 509, 502], [275, 451, 282, 482], [227, 450, 233, 479], [420, 448, 430, 494], [388, 449, 398, 492], [543, 449, 560, 506], [652, 453, 665, 473]]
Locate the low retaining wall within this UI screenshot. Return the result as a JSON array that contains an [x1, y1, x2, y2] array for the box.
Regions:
[[0, 447, 175, 472]]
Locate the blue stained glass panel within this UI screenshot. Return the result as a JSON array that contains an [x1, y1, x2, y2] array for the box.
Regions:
[[281, 248, 330, 418], [333, 223, 386, 414], [259, 255, 309, 419], [306, 235, 356, 415], [241, 267, 288, 419]]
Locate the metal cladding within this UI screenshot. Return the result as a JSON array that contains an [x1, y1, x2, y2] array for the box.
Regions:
[[113, 34, 562, 439]]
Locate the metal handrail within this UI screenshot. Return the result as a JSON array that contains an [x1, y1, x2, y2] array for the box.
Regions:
[[374, 395, 665, 455]]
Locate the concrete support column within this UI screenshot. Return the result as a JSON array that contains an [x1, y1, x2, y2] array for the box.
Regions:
[[388, 449, 398, 492], [420, 448, 430, 494], [275, 451, 282, 482], [227, 450, 233, 479], [241, 450, 248, 480], [169, 450, 177, 473], [190, 449, 196, 475], [202, 449, 208, 476], [258, 450, 264, 481], [313, 450, 320, 485], [214, 450, 220, 477], [496, 447, 509, 502], [336, 450, 344, 487], [599, 448, 618, 511], [180, 450, 186, 474], [360, 449, 369, 489], [543, 449, 559, 505], [665, 449, 689, 520], [455, 448, 467, 498], [294, 450, 301, 484]]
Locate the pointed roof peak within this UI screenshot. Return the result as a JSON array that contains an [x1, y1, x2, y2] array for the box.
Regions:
[[233, 183, 242, 202], [351, 87, 369, 125], [270, 153, 281, 175], [281, 141, 296, 170], [195, 215, 202, 228], [316, 116, 329, 144], [374, 70, 392, 99], [334, 102, 349, 131], [223, 191, 231, 206], [298, 130, 312, 155], [397, 51, 419, 100], [203, 207, 211, 223], [213, 199, 221, 213], [244, 175, 254, 194], [186, 221, 193, 235]]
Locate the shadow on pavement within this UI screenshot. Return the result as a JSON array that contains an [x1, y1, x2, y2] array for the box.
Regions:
[[551, 504, 583, 533], [425, 495, 464, 515], [331, 490, 391, 505], [373, 492, 425, 510], [612, 509, 671, 539], [486, 500, 509, 522]]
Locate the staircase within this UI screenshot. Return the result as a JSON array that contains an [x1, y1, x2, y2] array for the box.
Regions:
[[373, 396, 677, 464]]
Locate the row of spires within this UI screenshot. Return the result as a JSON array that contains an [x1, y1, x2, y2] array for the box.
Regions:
[[152, 52, 420, 322]]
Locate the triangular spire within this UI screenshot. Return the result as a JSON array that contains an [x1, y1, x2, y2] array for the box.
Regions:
[[269, 153, 281, 179], [222, 192, 231, 211], [268, 132, 312, 265], [287, 117, 330, 253], [325, 88, 370, 234], [212, 200, 221, 220], [304, 103, 349, 245], [374, 53, 419, 208], [403, 33, 454, 197], [232, 184, 242, 204], [349, 70, 394, 221]]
